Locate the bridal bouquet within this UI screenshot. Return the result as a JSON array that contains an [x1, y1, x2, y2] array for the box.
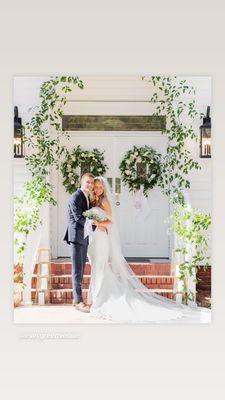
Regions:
[[83, 209, 107, 222]]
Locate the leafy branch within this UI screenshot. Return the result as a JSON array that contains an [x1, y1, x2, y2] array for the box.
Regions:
[[14, 76, 84, 261], [142, 76, 202, 203], [24, 76, 84, 177], [168, 203, 211, 303]]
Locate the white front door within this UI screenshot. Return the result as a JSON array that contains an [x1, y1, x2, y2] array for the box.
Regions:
[[54, 131, 169, 258], [114, 133, 169, 258]]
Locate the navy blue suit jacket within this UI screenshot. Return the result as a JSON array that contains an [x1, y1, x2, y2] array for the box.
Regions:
[[63, 189, 89, 245]]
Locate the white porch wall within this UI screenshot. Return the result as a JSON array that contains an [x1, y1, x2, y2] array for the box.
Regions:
[[14, 77, 51, 262], [14, 76, 212, 259], [13, 158, 30, 264]]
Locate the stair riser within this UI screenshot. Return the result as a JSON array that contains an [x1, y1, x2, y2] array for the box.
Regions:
[[32, 276, 175, 290], [50, 283, 174, 290], [32, 261, 174, 305], [31, 291, 175, 304], [34, 263, 172, 276], [197, 285, 211, 291]]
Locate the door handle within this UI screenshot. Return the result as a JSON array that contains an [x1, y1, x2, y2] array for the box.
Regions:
[[107, 177, 113, 190], [115, 177, 121, 194], [115, 178, 121, 206]]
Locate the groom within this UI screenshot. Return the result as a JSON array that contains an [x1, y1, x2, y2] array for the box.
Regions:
[[63, 172, 95, 313]]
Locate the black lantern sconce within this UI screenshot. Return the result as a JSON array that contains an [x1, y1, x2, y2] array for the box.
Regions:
[[14, 106, 25, 158], [200, 106, 211, 158]]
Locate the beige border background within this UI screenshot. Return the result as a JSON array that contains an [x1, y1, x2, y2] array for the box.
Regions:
[[0, 1, 225, 398]]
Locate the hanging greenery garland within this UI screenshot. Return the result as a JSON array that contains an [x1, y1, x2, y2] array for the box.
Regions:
[[61, 145, 108, 194], [119, 145, 162, 196]]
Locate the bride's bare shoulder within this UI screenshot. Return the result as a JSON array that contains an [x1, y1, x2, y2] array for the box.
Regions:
[[101, 196, 112, 214]]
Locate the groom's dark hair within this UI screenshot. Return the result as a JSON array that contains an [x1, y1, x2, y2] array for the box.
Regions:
[[80, 172, 95, 183]]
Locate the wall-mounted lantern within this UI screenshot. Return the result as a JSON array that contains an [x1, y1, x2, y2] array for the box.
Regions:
[[14, 106, 24, 158], [200, 106, 211, 158]]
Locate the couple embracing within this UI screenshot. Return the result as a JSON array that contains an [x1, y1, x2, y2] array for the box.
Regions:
[[64, 173, 209, 323], [64, 172, 112, 314]]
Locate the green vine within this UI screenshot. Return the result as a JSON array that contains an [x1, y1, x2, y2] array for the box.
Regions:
[[14, 177, 57, 262], [142, 76, 203, 204], [168, 203, 211, 303], [14, 76, 84, 261], [25, 76, 84, 177]]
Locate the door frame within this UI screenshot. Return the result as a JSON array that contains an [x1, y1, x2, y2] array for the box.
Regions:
[[50, 130, 171, 259]]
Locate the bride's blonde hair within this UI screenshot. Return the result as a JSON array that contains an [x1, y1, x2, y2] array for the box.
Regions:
[[90, 177, 107, 206]]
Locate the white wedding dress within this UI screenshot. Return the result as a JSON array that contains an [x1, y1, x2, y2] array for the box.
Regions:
[[86, 182, 211, 323]]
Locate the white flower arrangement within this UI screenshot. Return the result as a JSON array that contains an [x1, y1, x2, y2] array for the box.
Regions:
[[83, 209, 107, 222], [119, 145, 162, 197], [61, 145, 108, 194]]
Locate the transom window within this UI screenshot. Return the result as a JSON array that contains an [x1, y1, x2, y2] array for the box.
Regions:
[[62, 115, 166, 131]]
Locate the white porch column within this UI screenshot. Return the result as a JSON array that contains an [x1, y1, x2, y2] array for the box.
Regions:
[[172, 235, 184, 306], [186, 247, 197, 308], [39, 202, 51, 250], [21, 202, 49, 306], [22, 224, 42, 306]]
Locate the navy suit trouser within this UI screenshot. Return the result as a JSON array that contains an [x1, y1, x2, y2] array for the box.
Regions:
[[69, 239, 88, 303]]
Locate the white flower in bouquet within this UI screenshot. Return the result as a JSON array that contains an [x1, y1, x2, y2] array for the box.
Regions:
[[71, 180, 75, 184], [126, 160, 130, 165], [125, 170, 131, 175], [83, 209, 107, 222], [135, 151, 138, 156], [136, 156, 142, 163]]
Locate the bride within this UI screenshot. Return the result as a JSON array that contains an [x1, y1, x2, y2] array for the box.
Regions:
[[86, 177, 210, 323]]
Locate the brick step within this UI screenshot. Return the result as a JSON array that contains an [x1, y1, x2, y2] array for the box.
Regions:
[[196, 289, 211, 308], [197, 276, 211, 281], [197, 271, 211, 276], [51, 275, 174, 289], [197, 279, 211, 285], [32, 261, 174, 305], [34, 262, 172, 276], [51, 283, 174, 290], [32, 275, 175, 290], [197, 284, 211, 291], [197, 276, 211, 282], [31, 288, 175, 304]]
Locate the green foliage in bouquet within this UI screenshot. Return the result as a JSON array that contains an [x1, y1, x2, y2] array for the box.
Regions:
[[83, 209, 107, 222]]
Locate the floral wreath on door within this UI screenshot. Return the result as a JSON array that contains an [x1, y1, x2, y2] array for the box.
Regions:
[[119, 145, 162, 197], [61, 145, 108, 194]]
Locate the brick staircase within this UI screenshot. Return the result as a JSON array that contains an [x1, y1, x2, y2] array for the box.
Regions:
[[196, 266, 211, 308], [31, 260, 177, 305]]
